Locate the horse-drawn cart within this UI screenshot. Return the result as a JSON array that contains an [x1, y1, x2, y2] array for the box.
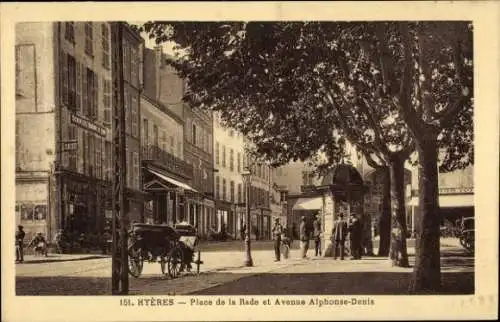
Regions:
[[127, 222, 203, 279]]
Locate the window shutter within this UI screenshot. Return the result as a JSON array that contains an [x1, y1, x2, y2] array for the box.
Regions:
[[75, 62, 81, 112], [82, 66, 88, 117], [92, 73, 98, 120], [61, 52, 68, 106]]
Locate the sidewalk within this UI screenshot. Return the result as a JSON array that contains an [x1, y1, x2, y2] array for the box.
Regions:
[[19, 253, 108, 264]]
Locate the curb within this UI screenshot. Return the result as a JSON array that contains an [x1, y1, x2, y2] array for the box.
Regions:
[[18, 255, 109, 265]]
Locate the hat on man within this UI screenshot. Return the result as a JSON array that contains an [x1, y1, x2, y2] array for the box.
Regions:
[[300, 216, 306, 221], [18, 225, 23, 229], [275, 218, 280, 222], [338, 213, 344, 218]]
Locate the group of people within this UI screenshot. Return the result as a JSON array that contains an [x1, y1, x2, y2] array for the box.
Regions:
[[269, 212, 364, 262], [15, 225, 49, 263], [331, 213, 363, 260]]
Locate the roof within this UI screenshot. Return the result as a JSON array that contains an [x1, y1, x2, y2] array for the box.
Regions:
[[320, 163, 364, 186]]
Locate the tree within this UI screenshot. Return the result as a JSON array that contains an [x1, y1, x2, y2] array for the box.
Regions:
[[140, 21, 473, 291]]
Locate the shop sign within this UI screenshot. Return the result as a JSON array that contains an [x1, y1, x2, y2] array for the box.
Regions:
[[71, 114, 107, 137], [439, 187, 474, 195], [62, 140, 78, 151]]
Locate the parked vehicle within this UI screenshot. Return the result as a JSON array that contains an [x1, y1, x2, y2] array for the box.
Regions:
[[127, 222, 203, 279]]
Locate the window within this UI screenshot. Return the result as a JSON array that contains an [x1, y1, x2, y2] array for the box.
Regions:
[[230, 181, 235, 203], [177, 141, 181, 158], [222, 145, 226, 167], [105, 141, 111, 181], [229, 149, 234, 172], [222, 179, 227, 201], [124, 87, 130, 133], [96, 137, 102, 179], [133, 152, 139, 189], [161, 131, 167, 151], [215, 142, 220, 165], [142, 118, 149, 148], [243, 184, 247, 203], [83, 68, 97, 119], [61, 53, 77, 110], [237, 152, 241, 173], [67, 124, 77, 171], [130, 46, 138, 87], [65, 22, 75, 43], [170, 136, 175, 154], [84, 22, 93, 57], [237, 183, 242, 204], [103, 78, 111, 124], [131, 94, 138, 137], [123, 40, 130, 82], [215, 176, 220, 200], [82, 132, 87, 174], [101, 24, 110, 69], [153, 124, 158, 148], [89, 134, 95, 177], [192, 123, 197, 146]]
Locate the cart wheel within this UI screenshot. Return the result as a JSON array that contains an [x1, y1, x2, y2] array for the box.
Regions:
[[167, 247, 184, 279], [128, 247, 144, 278]]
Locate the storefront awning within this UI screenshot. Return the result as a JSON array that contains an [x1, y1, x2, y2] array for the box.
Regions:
[[293, 197, 322, 210], [408, 194, 474, 208], [147, 169, 198, 193]]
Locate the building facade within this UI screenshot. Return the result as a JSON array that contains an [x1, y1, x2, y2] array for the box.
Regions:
[[213, 112, 247, 239], [147, 47, 215, 237], [15, 22, 140, 243], [140, 46, 192, 226]]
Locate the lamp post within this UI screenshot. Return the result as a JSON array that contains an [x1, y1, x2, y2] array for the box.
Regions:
[[241, 168, 253, 267]]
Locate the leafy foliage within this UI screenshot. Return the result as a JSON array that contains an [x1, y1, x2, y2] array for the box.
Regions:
[[139, 21, 473, 172]]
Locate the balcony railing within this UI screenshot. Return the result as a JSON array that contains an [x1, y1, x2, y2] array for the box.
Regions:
[[142, 145, 193, 179]]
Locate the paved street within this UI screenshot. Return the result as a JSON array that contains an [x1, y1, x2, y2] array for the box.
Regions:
[[16, 239, 473, 296]]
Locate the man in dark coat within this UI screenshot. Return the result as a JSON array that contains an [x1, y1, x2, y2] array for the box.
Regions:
[[348, 213, 363, 260], [331, 213, 348, 260], [15, 225, 25, 263], [271, 218, 283, 261], [299, 216, 309, 258], [312, 215, 322, 257]]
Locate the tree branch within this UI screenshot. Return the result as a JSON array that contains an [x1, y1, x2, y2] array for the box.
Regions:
[[359, 97, 391, 156], [396, 22, 421, 135], [324, 90, 378, 154], [375, 23, 398, 96]]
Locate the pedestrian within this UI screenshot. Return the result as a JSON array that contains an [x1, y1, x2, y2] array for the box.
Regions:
[[313, 215, 322, 257], [331, 213, 348, 260], [240, 223, 246, 240], [281, 228, 291, 259], [299, 216, 309, 258], [272, 218, 283, 261], [348, 213, 363, 260], [28, 232, 48, 257], [15, 225, 25, 263]]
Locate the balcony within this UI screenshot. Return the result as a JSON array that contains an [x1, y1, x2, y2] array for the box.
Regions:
[[142, 145, 193, 179]]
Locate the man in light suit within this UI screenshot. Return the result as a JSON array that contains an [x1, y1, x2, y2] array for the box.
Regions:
[[331, 213, 348, 260], [299, 216, 309, 259]]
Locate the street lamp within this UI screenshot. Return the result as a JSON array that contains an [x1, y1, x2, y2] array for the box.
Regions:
[[241, 168, 253, 267]]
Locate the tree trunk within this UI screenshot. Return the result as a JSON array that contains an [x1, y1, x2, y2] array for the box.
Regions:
[[409, 137, 441, 293], [377, 166, 391, 257], [388, 155, 410, 267]]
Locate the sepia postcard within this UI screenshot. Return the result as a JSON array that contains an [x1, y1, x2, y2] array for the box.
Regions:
[[1, 1, 498, 321]]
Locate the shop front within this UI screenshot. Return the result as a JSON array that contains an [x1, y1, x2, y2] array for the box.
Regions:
[[143, 165, 196, 226]]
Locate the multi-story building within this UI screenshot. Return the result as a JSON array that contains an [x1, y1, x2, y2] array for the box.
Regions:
[[213, 112, 246, 239], [148, 47, 215, 237], [15, 21, 131, 242], [140, 47, 192, 225], [120, 24, 145, 223]]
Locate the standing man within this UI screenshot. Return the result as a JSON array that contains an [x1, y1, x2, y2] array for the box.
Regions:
[[331, 213, 348, 260], [271, 218, 283, 261], [15, 225, 25, 263], [348, 213, 363, 260], [299, 216, 309, 259], [313, 215, 322, 257]]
